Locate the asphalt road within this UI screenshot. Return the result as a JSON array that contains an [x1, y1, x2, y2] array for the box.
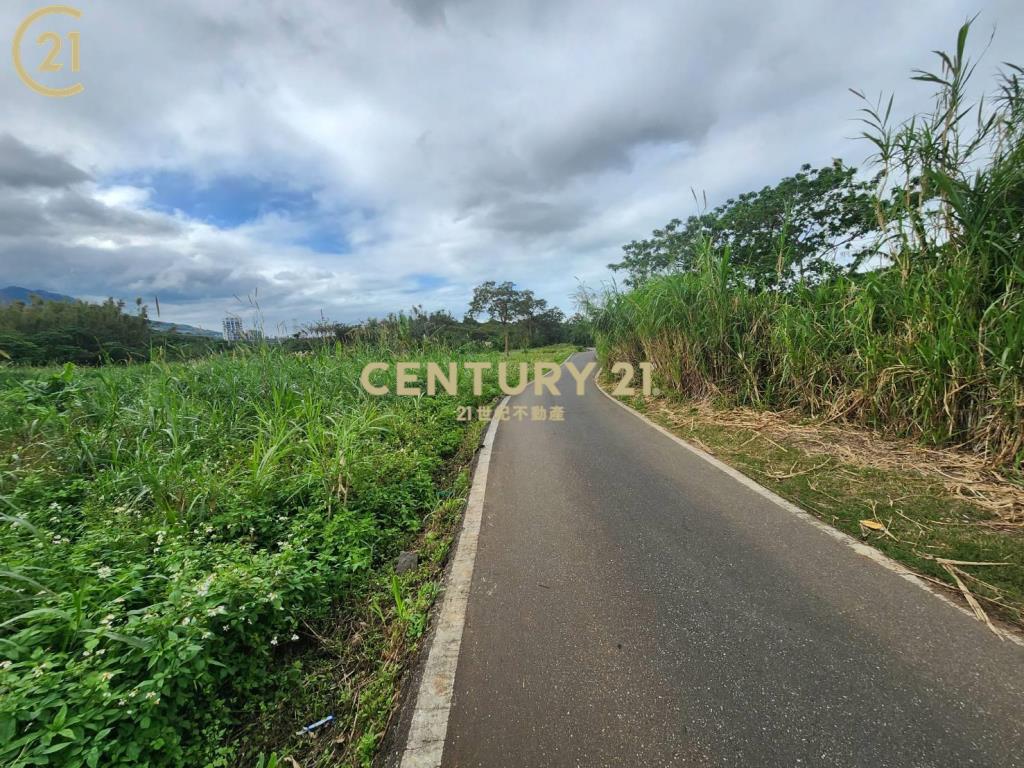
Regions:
[[440, 350, 1024, 767]]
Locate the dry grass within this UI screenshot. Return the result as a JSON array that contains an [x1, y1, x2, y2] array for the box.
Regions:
[[645, 396, 1024, 528]]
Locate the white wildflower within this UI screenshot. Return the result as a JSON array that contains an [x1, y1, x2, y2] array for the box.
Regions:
[[97, 566, 113, 579], [195, 574, 215, 597]]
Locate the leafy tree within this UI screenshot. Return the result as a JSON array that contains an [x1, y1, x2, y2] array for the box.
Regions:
[[564, 312, 595, 346], [465, 281, 535, 354], [0, 294, 229, 365], [0, 295, 152, 364], [521, 305, 566, 347], [405, 306, 467, 344], [611, 161, 878, 288]]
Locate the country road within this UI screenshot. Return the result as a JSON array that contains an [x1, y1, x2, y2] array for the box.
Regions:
[[394, 350, 1024, 768]]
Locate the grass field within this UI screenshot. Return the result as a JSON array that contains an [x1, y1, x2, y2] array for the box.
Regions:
[[0, 343, 575, 768]]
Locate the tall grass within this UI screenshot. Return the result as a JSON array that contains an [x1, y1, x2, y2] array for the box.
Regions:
[[596, 24, 1024, 466]]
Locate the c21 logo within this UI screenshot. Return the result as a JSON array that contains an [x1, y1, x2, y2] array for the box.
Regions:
[[12, 5, 84, 98]]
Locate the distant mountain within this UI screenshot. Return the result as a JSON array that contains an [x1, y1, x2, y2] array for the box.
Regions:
[[1, 286, 222, 339], [149, 320, 222, 339], [0, 286, 75, 304]]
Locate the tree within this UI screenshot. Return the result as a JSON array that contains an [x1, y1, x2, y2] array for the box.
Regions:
[[465, 281, 534, 355], [610, 161, 878, 289], [0, 295, 152, 364], [564, 312, 594, 346], [518, 292, 549, 347]]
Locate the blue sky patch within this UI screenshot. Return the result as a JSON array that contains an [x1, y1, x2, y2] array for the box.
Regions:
[[407, 273, 448, 292], [122, 170, 317, 227], [108, 170, 353, 254], [293, 226, 349, 255]]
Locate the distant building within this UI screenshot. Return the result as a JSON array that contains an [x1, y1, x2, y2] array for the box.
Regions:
[[223, 316, 265, 342], [222, 316, 244, 341]]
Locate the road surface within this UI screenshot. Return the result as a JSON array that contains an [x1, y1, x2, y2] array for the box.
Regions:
[[411, 350, 1024, 767]]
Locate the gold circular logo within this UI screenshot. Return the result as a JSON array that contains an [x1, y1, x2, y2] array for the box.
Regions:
[[12, 5, 84, 98]]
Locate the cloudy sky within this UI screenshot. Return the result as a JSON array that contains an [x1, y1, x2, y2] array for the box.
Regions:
[[1, 0, 1022, 333]]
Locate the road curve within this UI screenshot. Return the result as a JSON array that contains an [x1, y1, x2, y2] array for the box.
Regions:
[[439, 350, 1024, 767]]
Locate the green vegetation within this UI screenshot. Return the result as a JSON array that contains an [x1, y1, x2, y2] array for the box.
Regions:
[[299, 285, 592, 353], [598, 23, 1024, 466], [0, 296, 153, 365], [0, 296, 229, 366], [0, 343, 575, 767], [611, 160, 877, 289], [0, 283, 592, 368]]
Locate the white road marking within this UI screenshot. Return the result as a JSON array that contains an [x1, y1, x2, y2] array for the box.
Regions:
[[399, 395, 508, 768], [594, 370, 1024, 647], [399, 350, 577, 766]]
